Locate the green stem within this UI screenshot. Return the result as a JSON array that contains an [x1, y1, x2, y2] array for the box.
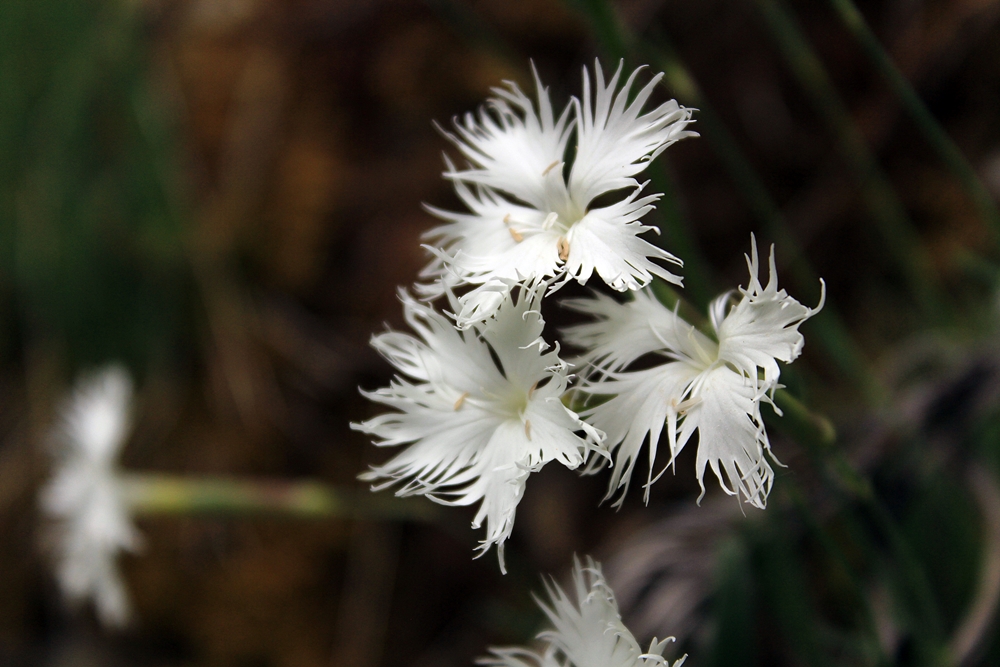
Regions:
[[771, 390, 836, 448], [118, 474, 443, 522], [751, 0, 947, 320], [826, 0, 1000, 251]]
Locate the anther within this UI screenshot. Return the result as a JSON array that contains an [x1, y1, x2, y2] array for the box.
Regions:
[[524, 420, 532, 440], [453, 392, 468, 410], [509, 228, 524, 243], [542, 160, 560, 176], [527, 381, 538, 400], [557, 237, 570, 262]]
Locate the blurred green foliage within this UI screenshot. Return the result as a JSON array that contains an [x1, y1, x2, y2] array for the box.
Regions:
[[0, 0, 190, 374]]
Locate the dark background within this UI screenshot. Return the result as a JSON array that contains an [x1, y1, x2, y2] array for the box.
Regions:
[[2, 0, 1000, 665]]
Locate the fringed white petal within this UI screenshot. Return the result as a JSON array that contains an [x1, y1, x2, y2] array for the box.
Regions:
[[563, 186, 682, 291], [680, 367, 775, 508], [569, 60, 697, 208], [442, 66, 574, 212], [582, 364, 702, 507], [562, 288, 696, 375], [716, 234, 825, 388]]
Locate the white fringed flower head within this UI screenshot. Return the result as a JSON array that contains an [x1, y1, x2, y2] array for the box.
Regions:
[[481, 556, 686, 667], [564, 236, 824, 508], [39, 365, 142, 628], [420, 60, 696, 328], [353, 282, 604, 572]]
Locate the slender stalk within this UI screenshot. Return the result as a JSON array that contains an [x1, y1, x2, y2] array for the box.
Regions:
[[771, 390, 836, 448], [826, 0, 1000, 251], [751, 0, 947, 320], [118, 474, 443, 522]]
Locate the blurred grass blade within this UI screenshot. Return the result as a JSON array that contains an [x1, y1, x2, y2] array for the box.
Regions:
[[708, 537, 757, 667], [751, 0, 947, 320], [826, 0, 1000, 252], [785, 483, 891, 666], [753, 521, 837, 667]]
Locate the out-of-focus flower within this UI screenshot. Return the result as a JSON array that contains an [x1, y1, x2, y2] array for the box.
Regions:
[[40, 365, 142, 628], [481, 555, 686, 667], [420, 60, 696, 328], [353, 283, 603, 571], [565, 236, 824, 508]]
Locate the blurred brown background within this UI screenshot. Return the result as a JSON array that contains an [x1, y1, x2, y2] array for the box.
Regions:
[[2, 0, 1000, 665]]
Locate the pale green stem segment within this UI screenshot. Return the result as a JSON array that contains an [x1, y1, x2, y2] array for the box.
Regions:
[[826, 0, 1000, 251], [568, 0, 884, 405], [771, 390, 836, 448], [751, 0, 947, 320], [118, 474, 442, 522]]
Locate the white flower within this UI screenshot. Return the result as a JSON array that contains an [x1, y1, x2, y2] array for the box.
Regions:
[[40, 365, 142, 628], [565, 236, 824, 508], [353, 283, 603, 572], [481, 556, 686, 667], [420, 60, 696, 328]]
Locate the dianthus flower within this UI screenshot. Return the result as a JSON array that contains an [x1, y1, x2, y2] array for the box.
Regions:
[[353, 283, 603, 571], [481, 556, 686, 667], [39, 365, 142, 627], [420, 60, 696, 328], [564, 237, 824, 508]]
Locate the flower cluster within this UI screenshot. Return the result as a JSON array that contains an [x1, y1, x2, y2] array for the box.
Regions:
[[355, 60, 822, 569], [39, 365, 142, 627], [482, 556, 686, 667]]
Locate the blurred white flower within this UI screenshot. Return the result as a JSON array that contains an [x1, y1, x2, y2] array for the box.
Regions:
[[482, 555, 686, 667], [564, 236, 824, 508], [353, 283, 603, 572], [420, 60, 696, 328], [40, 365, 142, 628]]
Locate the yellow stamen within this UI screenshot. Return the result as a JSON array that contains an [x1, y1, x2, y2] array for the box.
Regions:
[[542, 160, 560, 176], [453, 392, 468, 410], [509, 227, 524, 243], [527, 381, 538, 400], [524, 420, 532, 440]]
